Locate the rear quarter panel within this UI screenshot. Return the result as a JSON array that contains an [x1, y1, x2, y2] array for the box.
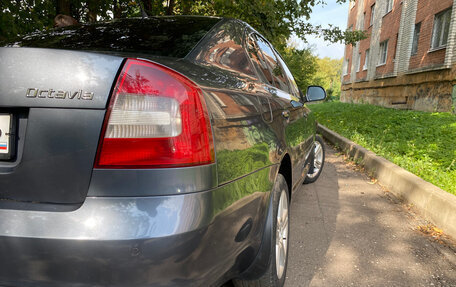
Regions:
[[183, 20, 284, 185]]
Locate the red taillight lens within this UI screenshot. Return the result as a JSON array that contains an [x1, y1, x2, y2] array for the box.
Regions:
[[95, 59, 214, 168]]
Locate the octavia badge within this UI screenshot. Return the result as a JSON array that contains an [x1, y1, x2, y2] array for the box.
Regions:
[[26, 88, 94, 100]]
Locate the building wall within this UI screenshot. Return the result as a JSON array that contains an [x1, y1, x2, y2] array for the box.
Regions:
[[376, 0, 402, 77], [409, 0, 453, 70], [343, 3, 359, 83], [341, 0, 456, 113], [356, 0, 375, 81], [341, 65, 456, 111]]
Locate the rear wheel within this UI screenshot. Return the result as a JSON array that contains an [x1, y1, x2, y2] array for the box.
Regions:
[[233, 174, 289, 287], [304, 135, 325, 184]]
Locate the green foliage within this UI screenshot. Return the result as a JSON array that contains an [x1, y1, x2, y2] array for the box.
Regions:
[[312, 57, 343, 101], [0, 1, 55, 41], [280, 47, 317, 91], [311, 102, 456, 195], [0, 0, 141, 41], [0, 0, 367, 48]]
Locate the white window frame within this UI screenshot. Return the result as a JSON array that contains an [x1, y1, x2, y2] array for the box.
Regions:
[[356, 53, 362, 72], [378, 40, 388, 66], [343, 58, 350, 75], [431, 8, 452, 50], [411, 22, 421, 55], [363, 49, 370, 70], [362, 12, 366, 30], [370, 4, 375, 26], [385, 0, 393, 15]]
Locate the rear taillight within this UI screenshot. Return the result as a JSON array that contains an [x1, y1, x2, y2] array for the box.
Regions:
[[95, 58, 214, 168]]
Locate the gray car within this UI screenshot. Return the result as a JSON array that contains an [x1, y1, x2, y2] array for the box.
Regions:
[[0, 16, 326, 287]]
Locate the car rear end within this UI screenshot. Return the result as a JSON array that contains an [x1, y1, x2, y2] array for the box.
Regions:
[[0, 17, 269, 286]]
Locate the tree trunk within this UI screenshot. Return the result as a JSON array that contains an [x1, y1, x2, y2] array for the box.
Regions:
[[56, 0, 70, 15], [113, 0, 122, 18], [87, 0, 98, 22], [166, 0, 174, 15], [142, 0, 153, 15], [182, 0, 191, 14]]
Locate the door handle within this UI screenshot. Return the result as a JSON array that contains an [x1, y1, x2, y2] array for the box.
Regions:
[[282, 110, 290, 119]]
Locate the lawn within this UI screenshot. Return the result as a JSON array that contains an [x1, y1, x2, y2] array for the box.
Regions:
[[310, 102, 456, 195]]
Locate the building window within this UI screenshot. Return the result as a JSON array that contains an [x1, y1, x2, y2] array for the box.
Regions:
[[385, 0, 393, 15], [431, 8, 452, 50], [362, 12, 366, 29], [356, 53, 361, 72], [393, 34, 399, 60], [411, 22, 421, 55], [370, 4, 375, 26], [363, 49, 370, 70], [343, 59, 350, 75], [378, 40, 388, 65]]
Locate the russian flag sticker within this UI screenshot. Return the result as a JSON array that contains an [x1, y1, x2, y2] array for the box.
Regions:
[[0, 143, 7, 150]]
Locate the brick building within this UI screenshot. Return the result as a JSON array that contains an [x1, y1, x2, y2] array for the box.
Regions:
[[342, 0, 456, 112]]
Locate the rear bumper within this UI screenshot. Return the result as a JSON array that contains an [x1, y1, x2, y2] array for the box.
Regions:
[[0, 174, 272, 287]]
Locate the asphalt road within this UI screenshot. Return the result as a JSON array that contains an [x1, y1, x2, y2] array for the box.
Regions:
[[284, 142, 456, 287]]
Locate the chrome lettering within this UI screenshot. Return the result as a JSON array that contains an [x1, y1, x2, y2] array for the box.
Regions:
[[26, 88, 38, 98], [82, 92, 94, 100], [48, 89, 55, 98], [38, 90, 48, 98], [55, 91, 67, 99], [26, 88, 93, 100]]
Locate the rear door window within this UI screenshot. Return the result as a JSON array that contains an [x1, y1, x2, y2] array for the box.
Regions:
[[246, 34, 273, 85], [274, 50, 300, 100], [192, 21, 256, 77], [253, 35, 290, 93]]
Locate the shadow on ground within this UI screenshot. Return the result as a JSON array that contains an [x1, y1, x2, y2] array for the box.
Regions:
[[285, 143, 456, 287]]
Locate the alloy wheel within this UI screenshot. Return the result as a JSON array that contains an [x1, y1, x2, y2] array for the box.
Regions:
[[307, 140, 323, 179], [275, 189, 289, 279]]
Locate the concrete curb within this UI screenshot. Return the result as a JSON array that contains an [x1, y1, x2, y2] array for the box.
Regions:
[[317, 124, 456, 240]]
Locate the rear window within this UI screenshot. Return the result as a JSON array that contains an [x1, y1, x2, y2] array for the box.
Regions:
[[2, 16, 221, 58]]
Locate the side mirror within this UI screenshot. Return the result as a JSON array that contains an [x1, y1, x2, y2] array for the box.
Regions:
[[306, 86, 326, 102]]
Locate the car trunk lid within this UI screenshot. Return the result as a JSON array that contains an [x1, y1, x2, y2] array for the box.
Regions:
[[0, 47, 123, 205]]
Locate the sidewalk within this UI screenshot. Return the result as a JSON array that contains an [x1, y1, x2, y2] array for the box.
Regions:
[[317, 124, 456, 241], [285, 143, 456, 287]]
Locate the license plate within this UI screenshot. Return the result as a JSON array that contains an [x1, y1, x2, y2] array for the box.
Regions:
[[0, 114, 12, 158]]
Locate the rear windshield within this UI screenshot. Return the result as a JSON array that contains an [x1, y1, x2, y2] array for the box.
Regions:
[[2, 16, 221, 58]]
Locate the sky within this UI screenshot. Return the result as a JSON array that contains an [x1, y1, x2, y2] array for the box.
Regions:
[[291, 1, 349, 59]]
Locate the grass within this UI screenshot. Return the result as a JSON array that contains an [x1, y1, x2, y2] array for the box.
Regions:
[[310, 102, 456, 195]]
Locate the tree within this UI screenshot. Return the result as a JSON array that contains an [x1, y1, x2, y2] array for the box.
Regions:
[[312, 57, 343, 100], [0, 0, 366, 48], [152, 0, 366, 50], [281, 47, 318, 92], [0, 0, 360, 90], [0, 1, 55, 41]]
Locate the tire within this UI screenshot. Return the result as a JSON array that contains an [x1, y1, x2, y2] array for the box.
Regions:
[[304, 135, 325, 184], [233, 174, 290, 287]]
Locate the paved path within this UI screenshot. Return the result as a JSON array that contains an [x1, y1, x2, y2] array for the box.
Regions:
[[285, 142, 456, 287]]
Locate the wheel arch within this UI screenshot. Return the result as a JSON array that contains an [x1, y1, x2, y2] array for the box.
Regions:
[[234, 155, 292, 281], [278, 153, 292, 199]]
